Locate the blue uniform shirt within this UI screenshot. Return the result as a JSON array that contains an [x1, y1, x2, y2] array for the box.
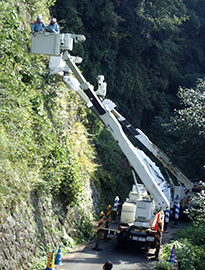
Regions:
[[31, 21, 46, 32], [47, 22, 60, 33]]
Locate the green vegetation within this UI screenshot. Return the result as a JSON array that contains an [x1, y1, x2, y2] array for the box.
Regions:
[[93, 127, 133, 210], [157, 227, 205, 270], [0, 0, 97, 208], [165, 80, 205, 181], [157, 184, 205, 270], [155, 260, 173, 270], [0, 5, 98, 268], [186, 183, 205, 228]]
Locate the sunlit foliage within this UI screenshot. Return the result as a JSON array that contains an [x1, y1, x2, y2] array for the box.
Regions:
[[0, 0, 97, 208]]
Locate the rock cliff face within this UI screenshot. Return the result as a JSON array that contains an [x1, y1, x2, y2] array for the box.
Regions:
[[0, 181, 99, 270]]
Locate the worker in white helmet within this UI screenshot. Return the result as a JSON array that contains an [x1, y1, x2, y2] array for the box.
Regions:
[[31, 15, 46, 33], [47, 18, 60, 33]]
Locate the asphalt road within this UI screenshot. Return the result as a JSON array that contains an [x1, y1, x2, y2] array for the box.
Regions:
[[55, 218, 189, 270]]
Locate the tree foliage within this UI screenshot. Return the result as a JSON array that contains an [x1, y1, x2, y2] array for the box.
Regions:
[[51, 0, 190, 126], [93, 127, 133, 209], [186, 183, 205, 227], [166, 80, 205, 181]]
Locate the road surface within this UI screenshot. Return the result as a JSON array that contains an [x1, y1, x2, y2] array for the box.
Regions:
[[55, 218, 189, 270]]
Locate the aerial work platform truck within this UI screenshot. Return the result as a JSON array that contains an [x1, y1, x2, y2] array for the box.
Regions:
[[31, 31, 195, 251]]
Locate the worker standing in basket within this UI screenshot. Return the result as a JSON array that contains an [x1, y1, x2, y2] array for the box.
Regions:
[[47, 18, 60, 33], [31, 15, 46, 33]]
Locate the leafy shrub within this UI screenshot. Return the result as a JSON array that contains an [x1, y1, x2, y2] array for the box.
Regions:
[[61, 227, 76, 248], [156, 260, 172, 270], [77, 213, 95, 240], [185, 183, 205, 228], [159, 239, 205, 270], [175, 225, 205, 246]]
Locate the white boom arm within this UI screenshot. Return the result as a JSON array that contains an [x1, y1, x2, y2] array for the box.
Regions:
[[31, 32, 170, 211], [62, 52, 169, 211], [111, 109, 194, 191]]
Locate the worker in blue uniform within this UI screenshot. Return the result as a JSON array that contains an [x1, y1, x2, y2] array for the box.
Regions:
[[47, 18, 60, 33], [31, 15, 46, 33]]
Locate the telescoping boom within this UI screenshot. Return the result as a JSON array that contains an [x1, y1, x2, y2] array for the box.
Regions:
[[31, 32, 170, 212], [111, 109, 194, 191], [62, 52, 169, 212]]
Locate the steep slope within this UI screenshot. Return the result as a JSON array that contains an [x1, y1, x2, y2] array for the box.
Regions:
[[0, 1, 101, 269]]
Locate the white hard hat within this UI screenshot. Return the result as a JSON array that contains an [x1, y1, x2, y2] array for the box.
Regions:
[[51, 18, 57, 22], [37, 15, 42, 20]]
